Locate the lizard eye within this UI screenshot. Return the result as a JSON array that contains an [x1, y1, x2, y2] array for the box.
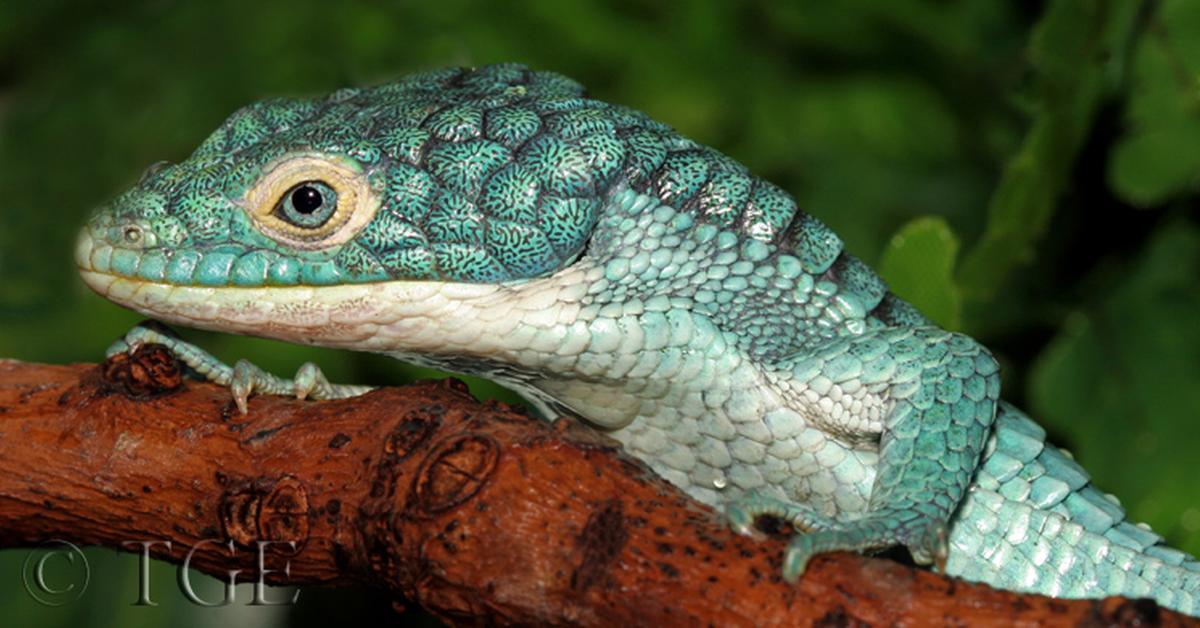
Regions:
[[274, 181, 338, 229], [243, 153, 380, 249]]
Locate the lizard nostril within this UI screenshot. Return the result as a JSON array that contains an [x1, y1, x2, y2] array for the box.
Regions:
[[123, 226, 143, 244]]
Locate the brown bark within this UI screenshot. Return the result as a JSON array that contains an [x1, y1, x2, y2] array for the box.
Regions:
[[0, 348, 1192, 627]]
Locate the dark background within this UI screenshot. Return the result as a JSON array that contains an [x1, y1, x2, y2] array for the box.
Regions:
[[1, 1, 1197, 626]]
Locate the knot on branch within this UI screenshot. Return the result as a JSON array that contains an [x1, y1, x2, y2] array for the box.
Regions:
[[411, 434, 501, 517], [100, 344, 182, 398], [218, 476, 310, 550]]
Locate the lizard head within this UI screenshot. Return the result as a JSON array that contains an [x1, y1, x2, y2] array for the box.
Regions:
[[77, 64, 609, 300]]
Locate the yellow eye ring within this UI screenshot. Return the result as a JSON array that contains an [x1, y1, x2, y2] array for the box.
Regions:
[[243, 153, 380, 249]]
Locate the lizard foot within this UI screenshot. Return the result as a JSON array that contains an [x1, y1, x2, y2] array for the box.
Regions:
[[110, 321, 373, 414], [782, 513, 948, 582], [726, 489, 832, 538], [727, 491, 949, 582]]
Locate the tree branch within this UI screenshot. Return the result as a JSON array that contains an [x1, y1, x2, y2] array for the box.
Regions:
[[0, 349, 1191, 626]]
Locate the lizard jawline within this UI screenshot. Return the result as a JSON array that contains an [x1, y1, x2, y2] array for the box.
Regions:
[[77, 269, 519, 356]]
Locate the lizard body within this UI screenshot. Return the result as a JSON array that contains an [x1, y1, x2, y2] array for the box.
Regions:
[[75, 64, 1199, 614]]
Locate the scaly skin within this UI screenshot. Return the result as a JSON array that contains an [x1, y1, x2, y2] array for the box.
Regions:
[[75, 64, 1199, 614]]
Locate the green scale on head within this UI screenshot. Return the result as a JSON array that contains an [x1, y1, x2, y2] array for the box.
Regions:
[[81, 64, 847, 292]]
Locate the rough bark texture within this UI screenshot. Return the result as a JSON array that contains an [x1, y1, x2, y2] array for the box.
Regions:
[[0, 348, 1193, 627]]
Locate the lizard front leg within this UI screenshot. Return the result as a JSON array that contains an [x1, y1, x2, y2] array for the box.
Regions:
[[730, 326, 1001, 581], [108, 321, 373, 413]]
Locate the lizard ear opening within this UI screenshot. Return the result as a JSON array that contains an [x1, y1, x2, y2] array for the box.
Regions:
[[243, 153, 380, 250]]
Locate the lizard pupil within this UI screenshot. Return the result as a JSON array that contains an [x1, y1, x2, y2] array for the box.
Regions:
[[271, 179, 338, 230], [291, 185, 324, 214]]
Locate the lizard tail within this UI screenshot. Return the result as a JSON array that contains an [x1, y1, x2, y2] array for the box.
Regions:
[[946, 402, 1200, 614]]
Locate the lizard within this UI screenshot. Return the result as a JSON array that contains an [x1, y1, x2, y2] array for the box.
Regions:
[[73, 63, 1199, 615]]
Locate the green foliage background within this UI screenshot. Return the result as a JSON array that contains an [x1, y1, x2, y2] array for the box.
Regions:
[[0, 1, 1197, 625]]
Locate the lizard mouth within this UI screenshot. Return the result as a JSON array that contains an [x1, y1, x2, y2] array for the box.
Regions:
[[76, 229, 505, 351], [77, 266, 505, 353], [79, 267, 365, 345]]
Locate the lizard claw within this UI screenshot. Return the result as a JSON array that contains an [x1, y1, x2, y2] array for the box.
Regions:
[[726, 501, 766, 540], [293, 362, 373, 401], [910, 523, 949, 572], [230, 359, 257, 414], [293, 362, 324, 401], [105, 339, 133, 359]]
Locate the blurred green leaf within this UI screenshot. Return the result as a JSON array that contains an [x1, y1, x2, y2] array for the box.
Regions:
[[1109, 0, 1200, 205], [1029, 221, 1200, 554], [741, 72, 988, 259], [959, 0, 1141, 300], [879, 217, 963, 329]]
